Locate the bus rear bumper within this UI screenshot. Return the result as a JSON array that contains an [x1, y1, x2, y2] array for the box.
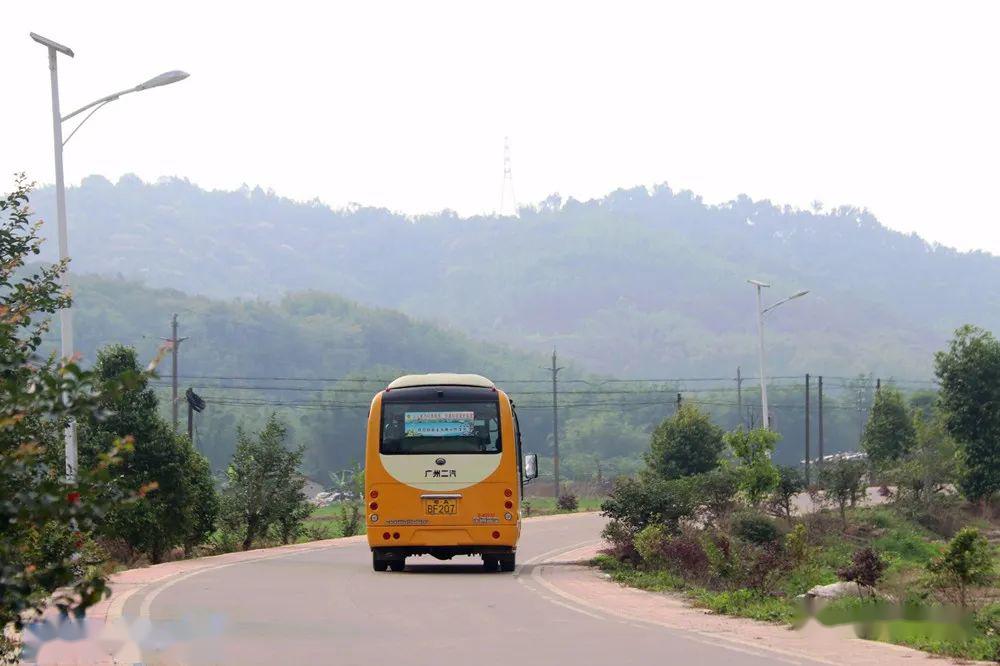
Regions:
[[372, 545, 514, 561]]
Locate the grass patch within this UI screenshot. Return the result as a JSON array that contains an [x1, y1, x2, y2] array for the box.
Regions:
[[595, 555, 797, 624], [524, 496, 605, 516]]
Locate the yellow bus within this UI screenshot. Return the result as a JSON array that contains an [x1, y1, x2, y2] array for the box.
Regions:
[[364, 373, 538, 572]]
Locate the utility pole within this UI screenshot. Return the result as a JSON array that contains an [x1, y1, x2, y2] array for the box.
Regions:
[[736, 367, 743, 428], [161, 313, 189, 432], [676, 392, 682, 412], [804, 373, 811, 484], [817, 375, 824, 475], [549, 350, 563, 498]]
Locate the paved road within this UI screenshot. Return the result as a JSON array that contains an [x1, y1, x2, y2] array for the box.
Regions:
[[116, 513, 827, 666]]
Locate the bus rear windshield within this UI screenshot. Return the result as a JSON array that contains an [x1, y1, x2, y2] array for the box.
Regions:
[[380, 401, 501, 455]]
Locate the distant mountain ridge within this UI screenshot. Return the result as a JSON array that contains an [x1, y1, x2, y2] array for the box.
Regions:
[[29, 174, 999, 378]]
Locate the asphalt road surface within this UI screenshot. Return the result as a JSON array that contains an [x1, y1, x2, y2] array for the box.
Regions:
[[119, 513, 827, 666]]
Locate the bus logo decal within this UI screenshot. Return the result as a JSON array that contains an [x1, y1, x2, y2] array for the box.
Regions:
[[424, 469, 457, 478]]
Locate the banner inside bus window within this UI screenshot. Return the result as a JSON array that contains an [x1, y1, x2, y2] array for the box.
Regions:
[[404, 411, 475, 437]]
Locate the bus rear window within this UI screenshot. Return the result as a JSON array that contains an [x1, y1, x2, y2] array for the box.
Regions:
[[380, 401, 501, 454]]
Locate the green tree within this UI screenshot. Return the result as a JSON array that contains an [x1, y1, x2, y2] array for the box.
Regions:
[[183, 448, 219, 556], [723, 428, 780, 506], [817, 458, 867, 529], [889, 410, 957, 507], [767, 465, 805, 522], [0, 176, 138, 660], [221, 414, 308, 550], [861, 388, 915, 468], [935, 325, 1000, 504], [644, 405, 724, 481], [82, 345, 216, 563], [927, 527, 996, 608], [273, 455, 312, 545]]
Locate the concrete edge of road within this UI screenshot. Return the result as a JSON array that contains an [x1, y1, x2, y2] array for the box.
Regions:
[[93, 510, 600, 622]]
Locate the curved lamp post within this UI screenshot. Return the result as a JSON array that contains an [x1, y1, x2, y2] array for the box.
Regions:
[[748, 280, 809, 429], [30, 32, 189, 481]]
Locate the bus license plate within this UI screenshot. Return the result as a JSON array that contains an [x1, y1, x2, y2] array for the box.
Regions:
[[424, 498, 458, 515]]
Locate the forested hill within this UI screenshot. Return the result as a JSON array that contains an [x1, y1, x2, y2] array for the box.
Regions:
[[59, 275, 565, 479], [54, 275, 887, 483], [31, 175, 1000, 378]]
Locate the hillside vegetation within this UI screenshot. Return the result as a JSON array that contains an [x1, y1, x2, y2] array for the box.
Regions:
[[48, 274, 901, 479], [30, 175, 1000, 378]]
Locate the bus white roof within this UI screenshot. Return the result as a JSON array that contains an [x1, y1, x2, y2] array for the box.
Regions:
[[386, 373, 496, 390]]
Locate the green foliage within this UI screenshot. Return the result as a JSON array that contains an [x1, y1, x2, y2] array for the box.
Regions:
[[689, 466, 740, 523], [81, 345, 218, 563], [600, 476, 697, 534], [220, 415, 311, 550], [767, 465, 804, 521], [862, 388, 916, 467], [817, 458, 867, 528], [644, 405, 724, 481], [934, 325, 1000, 502], [724, 427, 780, 506], [634, 524, 670, 569], [888, 410, 957, 508], [784, 524, 810, 565], [926, 527, 997, 608], [338, 462, 364, 537], [733, 512, 781, 545], [0, 176, 139, 658]]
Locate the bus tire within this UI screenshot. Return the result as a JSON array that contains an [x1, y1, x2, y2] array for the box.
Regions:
[[482, 556, 498, 572], [499, 554, 515, 572], [372, 554, 388, 572], [387, 558, 406, 572]]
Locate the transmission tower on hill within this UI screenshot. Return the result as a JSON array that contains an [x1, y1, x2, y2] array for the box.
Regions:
[[499, 136, 518, 217]]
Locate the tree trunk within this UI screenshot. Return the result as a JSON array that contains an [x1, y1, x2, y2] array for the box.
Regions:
[[243, 516, 258, 551], [840, 502, 847, 530]]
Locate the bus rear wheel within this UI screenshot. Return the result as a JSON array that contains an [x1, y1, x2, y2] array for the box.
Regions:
[[387, 558, 406, 572], [482, 556, 498, 572], [499, 554, 515, 572], [372, 553, 388, 572]]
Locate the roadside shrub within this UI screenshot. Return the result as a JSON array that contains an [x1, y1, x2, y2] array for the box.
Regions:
[[734, 512, 782, 545], [743, 543, 790, 594], [837, 547, 886, 596], [690, 467, 740, 524], [660, 535, 711, 580], [767, 466, 805, 521], [557, 493, 579, 512], [600, 519, 639, 563], [927, 527, 996, 608], [704, 532, 789, 593], [634, 524, 670, 568], [784, 524, 810, 565], [601, 476, 697, 534]]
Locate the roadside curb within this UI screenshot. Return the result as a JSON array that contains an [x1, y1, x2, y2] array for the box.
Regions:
[[529, 542, 986, 666]]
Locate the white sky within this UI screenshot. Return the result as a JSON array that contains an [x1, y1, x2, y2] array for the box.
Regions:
[[3, 1, 999, 253]]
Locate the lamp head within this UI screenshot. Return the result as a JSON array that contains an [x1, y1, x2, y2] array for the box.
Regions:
[[30, 32, 74, 57], [136, 70, 190, 91], [747, 279, 771, 288]]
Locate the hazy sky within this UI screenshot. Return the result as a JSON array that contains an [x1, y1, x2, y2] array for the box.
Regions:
[[4, 1, 1000, 253]]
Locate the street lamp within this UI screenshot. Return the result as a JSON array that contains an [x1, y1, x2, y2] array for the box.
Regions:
[[747, 280, 809, 429], [30, 32, 189, 481]]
